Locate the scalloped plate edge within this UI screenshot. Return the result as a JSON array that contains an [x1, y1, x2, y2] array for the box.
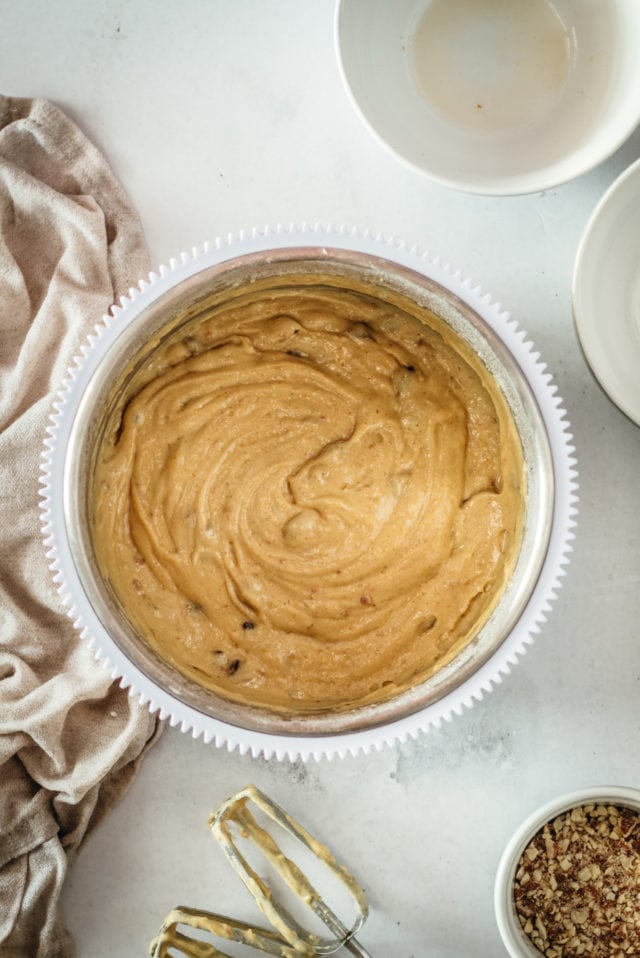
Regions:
[[39, 223, 578, 762]]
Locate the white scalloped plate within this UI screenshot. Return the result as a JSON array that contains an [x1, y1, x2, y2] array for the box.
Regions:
[[39, 225, 578, 761]]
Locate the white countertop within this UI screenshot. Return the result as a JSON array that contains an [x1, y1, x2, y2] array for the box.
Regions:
[[4, 2, 640, 955]]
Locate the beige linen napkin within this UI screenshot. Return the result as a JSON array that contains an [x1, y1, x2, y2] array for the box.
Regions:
[[0, 96, 161, 957]]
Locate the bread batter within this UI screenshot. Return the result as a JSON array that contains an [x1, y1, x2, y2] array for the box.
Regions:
[[92, 283, 524, 713]]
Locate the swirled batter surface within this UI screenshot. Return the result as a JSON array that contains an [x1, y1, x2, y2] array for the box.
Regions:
[[93, 285, 524, 712]]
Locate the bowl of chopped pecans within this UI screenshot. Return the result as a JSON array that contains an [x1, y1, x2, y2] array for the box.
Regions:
[[495, 786, 640, 958]]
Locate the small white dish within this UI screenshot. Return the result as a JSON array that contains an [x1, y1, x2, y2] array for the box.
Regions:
[[494, 785, 640, 957], [573, 157, 640, 426], [335, 0, 640, 195]]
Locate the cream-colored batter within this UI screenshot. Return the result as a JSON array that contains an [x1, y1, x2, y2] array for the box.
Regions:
[[92, 284, 524, 713]]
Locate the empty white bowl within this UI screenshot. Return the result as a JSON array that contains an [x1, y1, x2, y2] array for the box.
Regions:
[[494, 785, 640, 957], [573, 157, 640, 426], [335, 0, 640, 195]]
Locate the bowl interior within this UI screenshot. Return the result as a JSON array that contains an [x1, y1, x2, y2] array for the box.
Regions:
[[64, 248, 553, 736], [336, 0, 640, 193]]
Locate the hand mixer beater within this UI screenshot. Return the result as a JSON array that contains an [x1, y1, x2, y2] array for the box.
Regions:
[[150, 785, 374, 957]]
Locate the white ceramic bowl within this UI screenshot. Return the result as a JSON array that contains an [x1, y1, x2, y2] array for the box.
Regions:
[[335, 0, 640, 195], [573, 157, 640, 426], [495, 785, 640, 957]]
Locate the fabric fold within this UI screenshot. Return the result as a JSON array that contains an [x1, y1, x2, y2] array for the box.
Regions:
[[0, 95, 161, 958]]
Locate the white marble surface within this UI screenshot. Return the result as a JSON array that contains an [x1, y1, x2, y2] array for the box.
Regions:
[[4, 2, 640, 955]]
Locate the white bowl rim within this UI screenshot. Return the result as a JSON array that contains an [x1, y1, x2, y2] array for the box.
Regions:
[[572, 155, 640, 426], [494, 784, 640, 957], [334, 0, 640, 196]]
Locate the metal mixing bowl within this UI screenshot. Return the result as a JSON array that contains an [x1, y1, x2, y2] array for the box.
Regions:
[[61, 246, 554, 737]]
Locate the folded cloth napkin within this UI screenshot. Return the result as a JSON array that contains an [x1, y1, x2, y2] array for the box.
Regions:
[[0, 96, 161, 958]]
